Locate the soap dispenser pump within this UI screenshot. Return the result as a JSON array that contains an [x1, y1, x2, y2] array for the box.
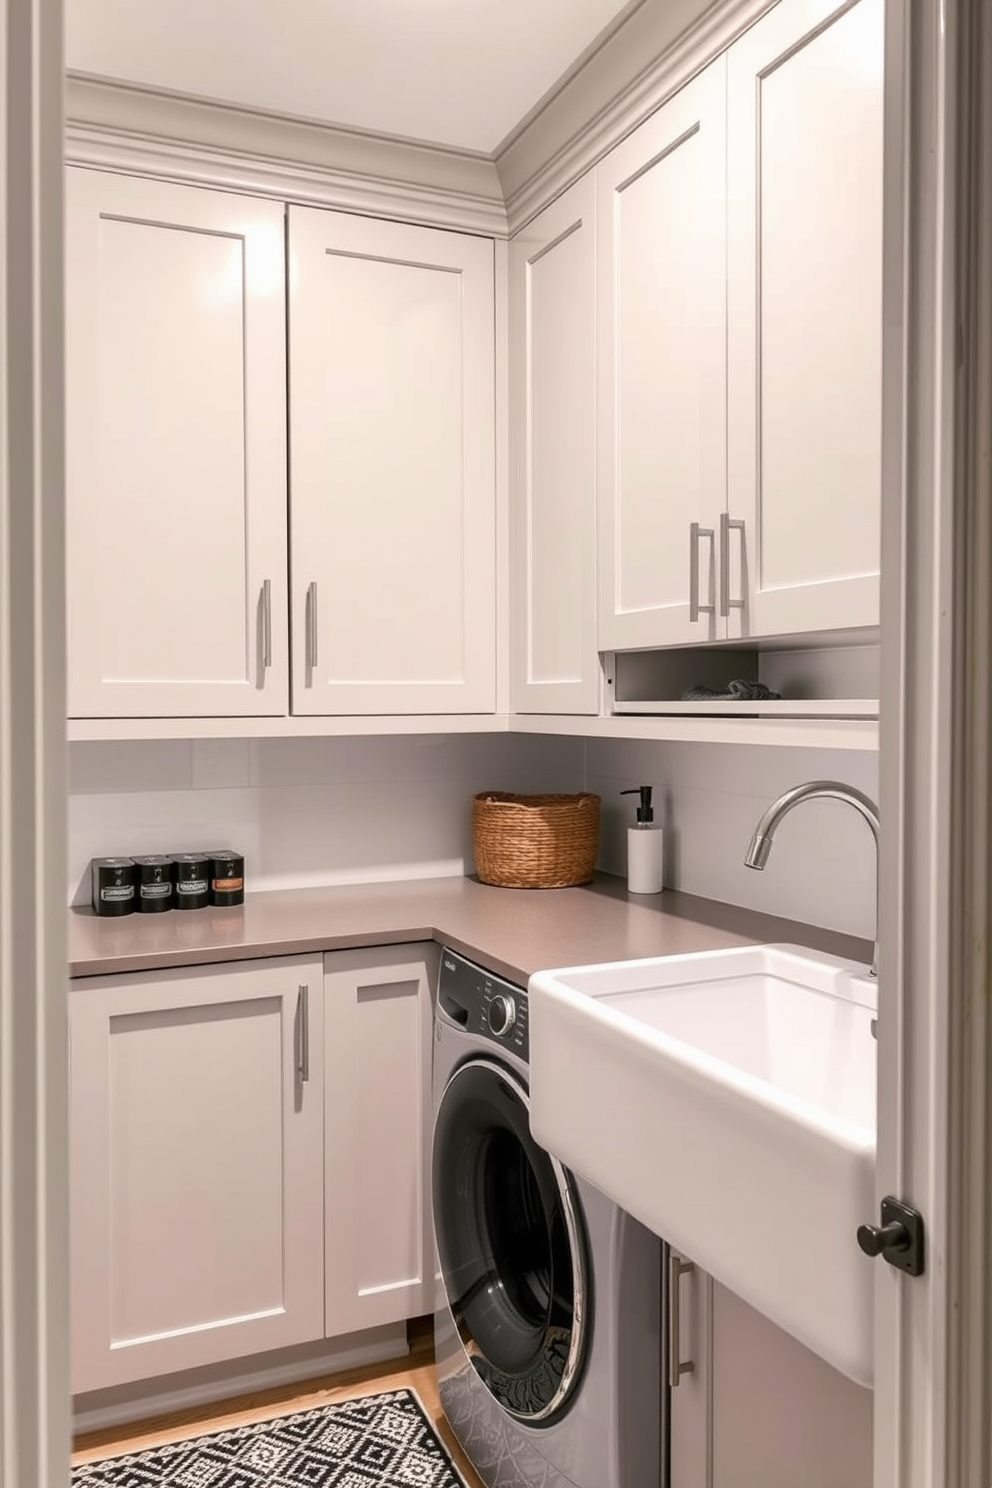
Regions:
[[621, 786, 664, 895]]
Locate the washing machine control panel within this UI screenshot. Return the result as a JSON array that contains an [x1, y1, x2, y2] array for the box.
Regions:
[[487, 992, 516, 1038], [437, 948, 529, 1061]]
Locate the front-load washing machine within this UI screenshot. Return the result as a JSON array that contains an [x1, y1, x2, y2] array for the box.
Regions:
[[432, 947, 666, 1488]]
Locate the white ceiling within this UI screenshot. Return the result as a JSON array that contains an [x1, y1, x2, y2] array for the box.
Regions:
[[65, 0, 637, 154]]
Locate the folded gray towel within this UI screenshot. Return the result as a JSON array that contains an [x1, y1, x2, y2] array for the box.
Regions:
[[680, 680, 782, 701]]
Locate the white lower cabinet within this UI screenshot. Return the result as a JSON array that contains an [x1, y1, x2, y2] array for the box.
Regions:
[[70, 944, 436, 1397], [669, 1259, 873, 1488], [323, 945, 437, 1335], [69, 956, 325, 1394]]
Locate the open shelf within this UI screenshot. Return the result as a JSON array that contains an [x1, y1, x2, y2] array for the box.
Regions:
[[604, 636, 880, 728], [612, 698, 878, 718], [509, 713, 878, 750]]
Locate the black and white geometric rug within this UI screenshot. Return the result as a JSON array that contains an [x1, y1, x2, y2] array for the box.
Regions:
[[71, 1387, 470, 1487]]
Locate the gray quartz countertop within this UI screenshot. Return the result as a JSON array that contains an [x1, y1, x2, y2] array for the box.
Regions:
[[69, 873, 872, 985]]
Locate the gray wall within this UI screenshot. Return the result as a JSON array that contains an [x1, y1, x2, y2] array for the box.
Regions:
[[68, 734, 877, 941]]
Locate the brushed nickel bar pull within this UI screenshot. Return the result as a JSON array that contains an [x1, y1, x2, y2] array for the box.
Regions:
[[669, 1252, 696, 1388], [689, 523, 715, 622], [719, 513, 747, 618], [306, 581, 318, 672], [261, 579, 272, 669], [296, 984, 310, 1083]]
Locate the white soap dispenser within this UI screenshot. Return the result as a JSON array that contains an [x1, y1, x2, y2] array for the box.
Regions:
[[621, 786, 664, 894]]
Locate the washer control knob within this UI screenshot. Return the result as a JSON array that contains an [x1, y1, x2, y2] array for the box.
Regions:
[[488, 993, 517, 1038]]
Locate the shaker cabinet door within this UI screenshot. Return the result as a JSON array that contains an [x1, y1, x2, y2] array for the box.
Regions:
[[667, 1264, 873, 1488], [69, 957, 324, 1393], [509, 176, 599, 714], [726, 0, 884, 638], [596, 58, 728, 652], [323, 945, 436, 1336], [65, 169, 289, 717], [288, 208, 496, 715]]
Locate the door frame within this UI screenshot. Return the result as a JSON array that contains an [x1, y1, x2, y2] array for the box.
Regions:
[[5, 0, 991, 1482], [0, 0, 70, 1481], [874, 0, 992, 1481]]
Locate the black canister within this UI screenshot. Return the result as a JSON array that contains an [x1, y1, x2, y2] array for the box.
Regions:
[[208, 850, 245, 906], [133, 855, 175, 913], [91, 857, 136, 917], [172, 853, 211, 911]]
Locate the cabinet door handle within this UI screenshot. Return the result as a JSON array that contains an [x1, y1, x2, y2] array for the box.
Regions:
[[669, 1252, 696, 1388], [261, 579, 272, 669], [306, 582, 318, 672], [689, 523, 715, 622], [719, 513, 747, 618], [296, 984, 310, 1083]]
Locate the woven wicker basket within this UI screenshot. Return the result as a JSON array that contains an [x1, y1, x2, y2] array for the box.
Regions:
[[472, 791, 601, 889]]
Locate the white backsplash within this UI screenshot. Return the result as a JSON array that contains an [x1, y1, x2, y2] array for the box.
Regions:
[[588, 737, 878, 941], [67, 734, 584, 907], [69, 731, 878, 940]]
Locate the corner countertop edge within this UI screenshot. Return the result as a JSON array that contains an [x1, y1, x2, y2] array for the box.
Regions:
[[68, 874, 873, 988]]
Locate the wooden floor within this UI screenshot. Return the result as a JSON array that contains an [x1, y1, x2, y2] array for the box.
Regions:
[[71, 1325, 485, 1487]]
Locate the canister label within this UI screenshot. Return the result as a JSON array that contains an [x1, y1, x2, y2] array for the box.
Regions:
[[140, 882, 172, 900], [101, 885, 134, 903], [177, 878, 208, 895]]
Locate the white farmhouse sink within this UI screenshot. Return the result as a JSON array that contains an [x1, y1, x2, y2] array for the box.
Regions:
[[527, 944, 877, 1386]]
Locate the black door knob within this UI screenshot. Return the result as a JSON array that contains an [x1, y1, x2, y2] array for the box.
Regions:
[[857, 1219, 910, 1259]]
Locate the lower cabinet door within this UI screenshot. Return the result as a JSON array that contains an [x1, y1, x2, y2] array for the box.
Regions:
[[668, 1251, 713, 1488], [323, 945, 437, 1337], [709, 1282, 873, 1488], [70, 956, 325, 1394], [668, 1260, 873, 1488]]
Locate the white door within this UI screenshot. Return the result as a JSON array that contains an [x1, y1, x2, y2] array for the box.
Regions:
[[726, 0, 884, 638], [1, 0, 69, 1473], [596, 57, 727, 652], [65, 170, 289, 717], [509, 176, 599, 714], [288, 207, 496, 715], [69, 957, 324, 1392], [872, 0, 974, 1475], [323, 945, 436, 1337]]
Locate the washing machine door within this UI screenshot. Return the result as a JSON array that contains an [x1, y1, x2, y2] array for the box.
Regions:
[[432, 1055, 588, 1425]]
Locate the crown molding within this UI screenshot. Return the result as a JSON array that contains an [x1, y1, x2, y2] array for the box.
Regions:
[[65, 0, 779, 244], [496, 0, 773, 234], [64, 73, 508, 237]]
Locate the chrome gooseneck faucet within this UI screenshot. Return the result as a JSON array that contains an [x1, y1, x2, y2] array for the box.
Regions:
[[744, 780, 880, 977]]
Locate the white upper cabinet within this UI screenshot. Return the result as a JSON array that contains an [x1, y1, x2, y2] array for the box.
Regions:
[[65, 169, 289, 718], [593, 0, 883, 655], [509, 176, 599, 714], [288, 207, 496, 715], [726, 0, 884, 638], [596, 59, 728, 652]]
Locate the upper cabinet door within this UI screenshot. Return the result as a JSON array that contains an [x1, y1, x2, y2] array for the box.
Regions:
[[509, 177, 599, 715], [65, 169, 289, 717], [726, 0, 884, 638], [288, 208, 496, 715], [596, 59, 728, 652]]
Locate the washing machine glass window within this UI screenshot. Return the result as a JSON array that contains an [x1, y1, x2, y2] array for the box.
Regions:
[[432, 1055, 588, 1425]]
